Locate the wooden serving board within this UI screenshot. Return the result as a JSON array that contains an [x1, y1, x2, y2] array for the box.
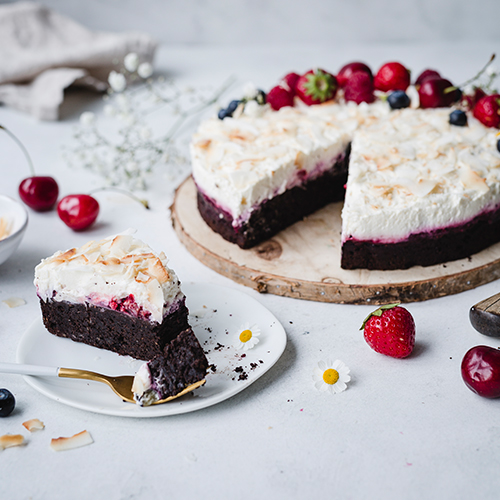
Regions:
[[171, 177, 500, 305]]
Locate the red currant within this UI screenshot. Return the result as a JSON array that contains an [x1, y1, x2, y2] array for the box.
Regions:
[[18, 176, 59, 212], [57, 194, 99, 231]]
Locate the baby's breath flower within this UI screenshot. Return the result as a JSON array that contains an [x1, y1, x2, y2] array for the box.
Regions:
[[138, 62, 153, 79], [103, 104, 115, 117], [79, 112, 95, 126], [108, 71, 127, 92], [124, 52, 139, 73]]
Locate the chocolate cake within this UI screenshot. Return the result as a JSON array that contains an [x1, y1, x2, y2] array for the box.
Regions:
[[34, 232, 208, 402]]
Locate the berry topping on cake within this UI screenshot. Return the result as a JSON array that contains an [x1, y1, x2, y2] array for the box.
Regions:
[[387, 90, 411, 109], [218, 99, 241, 120], [267, 85, 295, 110], [337, 62, 373, 88], [473, 94, 500, 128], [281, 72, 300, 93], [296, 69, 338, 106], [360, 303, 416, 358], [462, 87, 487, 111], [418, 78, 461, 108], [343, 71, 375, 104], [374, 62, 411, 92], [461, 345, 500, 398], [449, 109, 468, 126], [497, 137, 500, 153], [415, 69, 441, 86]]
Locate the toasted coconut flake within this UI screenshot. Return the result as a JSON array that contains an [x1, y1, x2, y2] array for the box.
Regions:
[[22, 419, 45, 432], [0, 216, 11, 241], [0, 434, 25, 450], [53, 248, 77, 263], [2, 297, 26, 308], [146, 258, 170, 283], [50, 430, 93, 452]]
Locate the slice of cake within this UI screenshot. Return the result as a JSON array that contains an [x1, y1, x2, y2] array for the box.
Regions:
[[34, 232, 208, 402], [341, 107, 500, 269]]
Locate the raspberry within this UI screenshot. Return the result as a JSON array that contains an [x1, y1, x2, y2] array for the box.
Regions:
[[473, 94, 500, 128], [267, 85, 294, 110], [344, 71, 375, 104], [337, 62, 372, 88], [374, 62, 411, 92]]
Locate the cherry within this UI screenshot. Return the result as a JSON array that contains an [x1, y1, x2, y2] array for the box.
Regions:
[[57, 194, 100, 231], [415, 69, 441, 87], [374, 62, 411, 92], [418, 78, 461, 108], [19, 176, 59, 211], [1, 124, 60, 212], [280, 72, 300, 93], [461, 345, 500, 398], [337, 62, 373, 88]]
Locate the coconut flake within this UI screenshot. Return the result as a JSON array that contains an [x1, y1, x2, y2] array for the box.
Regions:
[[50, 430, 93, 452], [22, 418, 45, 432], [0, 434, 25, 450], [2, 297, 26, 308]]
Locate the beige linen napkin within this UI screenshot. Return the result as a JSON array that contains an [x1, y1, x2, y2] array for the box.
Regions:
[[0, 2, 157, 120]]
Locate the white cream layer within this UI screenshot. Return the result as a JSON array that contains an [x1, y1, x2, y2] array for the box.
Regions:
[[190, 102, 368, 225], [34, 233, 184, 324], [342, 107, 500, 242]]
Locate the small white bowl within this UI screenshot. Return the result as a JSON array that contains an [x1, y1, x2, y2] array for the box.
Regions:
[[0, 195, 28, 266]]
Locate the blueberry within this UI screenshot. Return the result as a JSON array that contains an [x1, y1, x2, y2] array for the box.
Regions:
[[226, 100, 241, 115], [0, 389, 15, 417], [449, 109, 468, 126], [217, 108, 229, 120], [497, 138, 500, 153], [387, 90, 411, 110]]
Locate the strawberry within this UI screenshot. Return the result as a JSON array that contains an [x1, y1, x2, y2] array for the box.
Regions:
[[337, 62, 372, 88], [473, 94, 500, 128], [296, 69, 338, 106], [267, 85, 294, 110], [281, 72, 300, 93], [374, 62, 411, 92], [360, 303, 416, 358], [344, 71, 375, 104]]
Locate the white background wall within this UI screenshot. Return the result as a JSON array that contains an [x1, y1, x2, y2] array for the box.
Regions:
[[2, 0, 499, 44]]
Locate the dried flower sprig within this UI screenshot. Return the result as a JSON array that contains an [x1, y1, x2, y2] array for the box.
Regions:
[[63, 53, 235, 190]]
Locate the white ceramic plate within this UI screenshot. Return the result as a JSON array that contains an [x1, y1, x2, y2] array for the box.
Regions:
[[17, 283, 287, 418]]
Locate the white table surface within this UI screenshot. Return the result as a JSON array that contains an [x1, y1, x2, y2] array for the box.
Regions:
[[2, 41, 500, 500]]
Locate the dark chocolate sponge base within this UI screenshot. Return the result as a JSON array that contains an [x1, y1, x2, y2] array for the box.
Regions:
[[40, 298, 190, 361], [197, 147, 350, 249], [148, 328, 209, 399], [341, 205, 500, 270]]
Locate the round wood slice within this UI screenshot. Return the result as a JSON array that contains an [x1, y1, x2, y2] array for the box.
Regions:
[[171, 177, 500, 305]]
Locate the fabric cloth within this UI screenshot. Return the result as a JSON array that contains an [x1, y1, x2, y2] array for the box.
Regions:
[[0, 2, 157, 120]]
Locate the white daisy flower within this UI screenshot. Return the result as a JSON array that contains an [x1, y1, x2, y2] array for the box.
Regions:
[[108, 71, 127, 93], [124, 52, 139, 73], [138, 62, 154, 79], [234, 323, 261, 350], [313, 359, 350, 394]]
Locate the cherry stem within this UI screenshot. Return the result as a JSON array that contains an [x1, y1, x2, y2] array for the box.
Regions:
[[456, 53, 496, 91], [89, 187, 150, 209], [0, 124, 35, 176]]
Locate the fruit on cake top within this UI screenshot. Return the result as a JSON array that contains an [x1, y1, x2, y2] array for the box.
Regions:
[[34, 232, 184, 324]]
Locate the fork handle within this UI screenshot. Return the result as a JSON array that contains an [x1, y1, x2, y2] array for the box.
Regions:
[[0, 362, 59, 377]]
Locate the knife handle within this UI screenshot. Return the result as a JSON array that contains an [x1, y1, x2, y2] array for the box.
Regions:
[[470, 292, 500, 338]]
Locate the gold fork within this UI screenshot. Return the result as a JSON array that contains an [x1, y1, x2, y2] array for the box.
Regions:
[[0, 362, 204, 405]]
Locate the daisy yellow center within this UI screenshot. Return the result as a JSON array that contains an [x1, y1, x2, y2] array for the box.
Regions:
[[239, 329, 253, 343], [323, 368, 339, 385]]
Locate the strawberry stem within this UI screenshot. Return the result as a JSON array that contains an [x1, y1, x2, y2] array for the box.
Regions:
[[0, 124, 35, 176], [360, 302, 401, 330]]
